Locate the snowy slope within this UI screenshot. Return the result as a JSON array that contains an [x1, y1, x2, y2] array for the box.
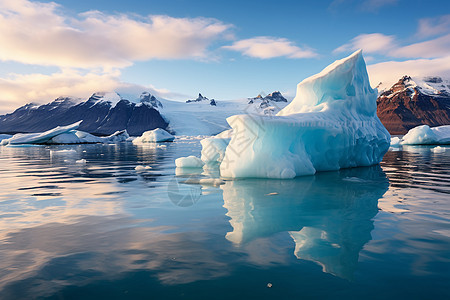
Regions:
[[158, 97, 289, 136], [376, 76, 450, 99]]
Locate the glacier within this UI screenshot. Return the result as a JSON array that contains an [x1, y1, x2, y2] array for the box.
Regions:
[[401, 125, 450, 145], [211, 50, 390, 179], [1, 121, 129, 145]]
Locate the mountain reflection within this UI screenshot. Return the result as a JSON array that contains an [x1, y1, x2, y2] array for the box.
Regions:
[[221, 165, 389, 279]]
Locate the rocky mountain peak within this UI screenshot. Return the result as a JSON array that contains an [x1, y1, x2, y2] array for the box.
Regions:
[[140, 92, 163, 109], [377, 75, 450, 134], [186, 93, 216, 106]]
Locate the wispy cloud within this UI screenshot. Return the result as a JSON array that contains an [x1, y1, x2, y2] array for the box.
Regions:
[[0, 0, 232, 69], [334, 15, 450, 89], [329, 0, 398, 12], [333, 33, 397, 55], [359, 0, 398, 11], [390, 34, 450, 58], [335, 32, 450, 59], [417, 14, 450, 38], [222, 36, 317, 59]]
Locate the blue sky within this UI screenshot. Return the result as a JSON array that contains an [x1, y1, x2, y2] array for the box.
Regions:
[[0, 0, 449, 113]]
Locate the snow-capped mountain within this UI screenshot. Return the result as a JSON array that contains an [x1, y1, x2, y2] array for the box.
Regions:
[[0, 92, 168, 136], [376, 76, 450, 134], [246, 91, 288, 115], [376, 76, 450, 100]]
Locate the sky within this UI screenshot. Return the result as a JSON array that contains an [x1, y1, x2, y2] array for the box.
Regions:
[[0, 0, 449, 113]]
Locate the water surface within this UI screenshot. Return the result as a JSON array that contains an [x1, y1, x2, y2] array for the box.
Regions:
[[0, 141, 449, 299]]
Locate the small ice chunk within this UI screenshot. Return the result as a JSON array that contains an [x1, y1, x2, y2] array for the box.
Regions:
[[390, 137, 401, 147], [135, 165, 152, 172], [75, 159, 87, 164], [175, 156, 204, 168], [431, 146, 446, 153], [265, 192, 279, 196], [183, 178, 225, 186], [51, 149, 77, 155], [133, 128, 174, 143]]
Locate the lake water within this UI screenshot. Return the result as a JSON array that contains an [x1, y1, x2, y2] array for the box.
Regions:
[[0, 141, 449, 299]]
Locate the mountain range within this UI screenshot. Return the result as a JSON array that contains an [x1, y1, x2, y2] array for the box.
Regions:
[[0, 77, 449, 137], [0, 92, 168, 136]]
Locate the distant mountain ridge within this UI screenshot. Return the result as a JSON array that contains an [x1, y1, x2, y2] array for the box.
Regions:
[[376, 76, 450, 135], [0, 92, 168, 136], [186, 93, 217, 106]]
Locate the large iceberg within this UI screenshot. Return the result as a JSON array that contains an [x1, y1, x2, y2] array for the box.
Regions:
[[401, 125, 450, 145], [1, 121, 129, 145], [217, 50, 390, 179]]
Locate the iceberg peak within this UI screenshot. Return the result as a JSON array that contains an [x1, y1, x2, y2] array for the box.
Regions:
[[278, 49, 376, 116]]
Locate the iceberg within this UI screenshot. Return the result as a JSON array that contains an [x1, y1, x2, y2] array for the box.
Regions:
[[2, 121, 82, 145], [132, 128, 175, 143], [401, 125, 450, 145], [216, 50, 390, 179], [1, 121, 130, 145]]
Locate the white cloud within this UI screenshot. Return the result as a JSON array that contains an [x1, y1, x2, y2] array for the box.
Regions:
[[417, 14, 450, 38], [329, 0, 398, 12], [335, 24, 450, 89], [0, 70, 186, 114], [390, 34, 450, 58], [333, 33, 396, 54], [359, 0, 398, 11], [222, 36, 317, 59], [335, 32, 450, 59], [0, 0, 232, 69], [367, 56, 450, 89]]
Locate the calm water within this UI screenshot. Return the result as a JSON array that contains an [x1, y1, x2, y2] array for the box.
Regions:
[[0, 141, 449, 299]]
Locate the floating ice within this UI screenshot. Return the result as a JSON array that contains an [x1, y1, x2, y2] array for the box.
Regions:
[[175, 156, 204, 168], [1, 121, 130, 145], [401, 125, 450, 145], [135, 165, 152, 172], [216, 50, 390, 179], [75, 159, 87, 164], [132, 128, 175, 143], [2, 121, 82, 145], [74, 130, 129, 144], [51, 149, 77, 155], [390, 137, 401, 147], [431, 146, 446, 153]]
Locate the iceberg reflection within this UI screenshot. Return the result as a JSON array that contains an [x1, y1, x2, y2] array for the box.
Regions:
[[221, 165, 389, 279]]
